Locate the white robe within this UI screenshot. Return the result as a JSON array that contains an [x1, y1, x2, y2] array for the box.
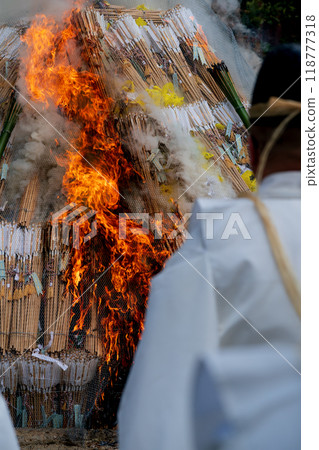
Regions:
[[118, 171, 301, 450], [0, 394, 20, 449], [193, 345, 300, 450]]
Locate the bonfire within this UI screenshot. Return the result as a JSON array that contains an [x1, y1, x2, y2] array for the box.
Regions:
[[0, 2, 253, 428]]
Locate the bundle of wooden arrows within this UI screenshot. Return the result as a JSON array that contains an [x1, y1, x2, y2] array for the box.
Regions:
[[75, 3, 254, 202], [0, 222, 102, 427], [0, 2, 256, 428]]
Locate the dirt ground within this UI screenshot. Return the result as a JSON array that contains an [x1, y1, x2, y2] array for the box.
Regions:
[[16, 428, 118, 449]]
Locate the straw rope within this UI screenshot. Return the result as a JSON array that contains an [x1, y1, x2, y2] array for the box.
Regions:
[[241, 97, 301, 317], [241, 192, 301, 318], [249, 97, 301, 186], [249, 96, 301, 119]]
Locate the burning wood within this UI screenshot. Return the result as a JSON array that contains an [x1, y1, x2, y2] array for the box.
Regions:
[[0, 2, 255, 428]]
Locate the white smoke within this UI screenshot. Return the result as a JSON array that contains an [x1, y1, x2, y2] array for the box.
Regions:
[[128, 100, 235, 213], [3, 106, 77, 221], [211, 0, 261, 74], [211, 0, 243, 32], [0, 0, 78, 24], [0, 0, 85, 221], [155, 114, 235, 211]]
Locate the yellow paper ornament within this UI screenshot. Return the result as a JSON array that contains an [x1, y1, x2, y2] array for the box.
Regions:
[[137, 4, 149, 10], [136, 17, 147, 27], [241, 170, 256, 191]]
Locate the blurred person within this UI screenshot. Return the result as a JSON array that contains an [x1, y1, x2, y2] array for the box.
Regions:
[[0, 394, 20, 449], [118, 44, 301, 450]]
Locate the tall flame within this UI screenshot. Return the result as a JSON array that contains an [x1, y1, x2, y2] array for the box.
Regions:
[[21, 12, 173, 379]]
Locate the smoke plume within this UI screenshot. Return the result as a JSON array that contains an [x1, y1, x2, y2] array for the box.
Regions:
[[3, 106, 77, 221], [211, 0, 261, 73], [0, 0, 78, 24]]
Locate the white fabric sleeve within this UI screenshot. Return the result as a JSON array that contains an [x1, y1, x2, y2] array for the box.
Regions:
[[192, 345, 300, 450]]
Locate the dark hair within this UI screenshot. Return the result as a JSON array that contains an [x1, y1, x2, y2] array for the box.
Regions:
[[252, 44, 301, 104], [251, 44, 301, 128]]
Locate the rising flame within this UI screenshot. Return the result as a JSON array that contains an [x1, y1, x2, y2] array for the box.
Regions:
[[21, 12, 174, 380], [188, 16, 220, 65]]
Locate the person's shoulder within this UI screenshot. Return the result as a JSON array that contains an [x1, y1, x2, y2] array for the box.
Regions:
[[187, 197, 257, 243], [191, 197, 252, 215]]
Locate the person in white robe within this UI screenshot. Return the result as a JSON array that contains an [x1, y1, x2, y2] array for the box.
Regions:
[[118, 44, 301, 450], [0, 394, 20, 449]]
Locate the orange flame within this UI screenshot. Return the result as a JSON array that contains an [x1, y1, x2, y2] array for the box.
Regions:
[[22, 12, 174, 379], [195, 24, 209, 49], [187, 16, 220, 65]]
